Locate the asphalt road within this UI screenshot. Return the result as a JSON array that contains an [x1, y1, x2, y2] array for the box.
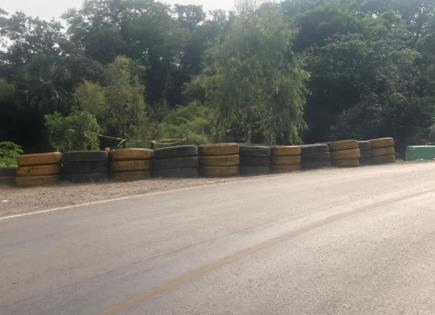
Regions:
[[2, 162, 435, 315]]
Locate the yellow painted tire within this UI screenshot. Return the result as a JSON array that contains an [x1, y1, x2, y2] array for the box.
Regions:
[[16, 164, 60, 177], [199, 155, 239, 167], [331, 149, 361, 160], [271, 164, 301, 173], [271, 155, 301, 166], [18, 152, 62, 166], [15, 175, 59, 187], [371, 147, 395, 157], [372, 155, 396, 164], [110, 149, 153, 161], [334, 159, 360, 168], [369, 138, 395, 149], [200, 166, 239, 177], [111, 171, 151, 181], [110, 160, 151, 172], [271, 146, 301, 156], [199, 143, 240, 156], [328, 140, 359, 152]]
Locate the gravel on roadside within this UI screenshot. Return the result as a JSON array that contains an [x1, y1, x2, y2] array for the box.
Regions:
[[0, 178, 241, 218]]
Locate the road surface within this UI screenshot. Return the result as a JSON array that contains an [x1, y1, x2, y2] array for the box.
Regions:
[[2, 162, 435, 314]]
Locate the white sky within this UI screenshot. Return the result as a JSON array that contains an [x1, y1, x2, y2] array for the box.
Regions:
[[1, 0, 236, 20]]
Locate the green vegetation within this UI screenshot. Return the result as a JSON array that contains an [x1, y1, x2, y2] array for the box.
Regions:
[[1, 0, 435, 154], [0, 142, 23, 167]]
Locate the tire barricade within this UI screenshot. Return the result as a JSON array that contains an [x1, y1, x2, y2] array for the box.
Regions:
[[329, 140, 361, 168], [239, 145, 271, 176], [15, 152, 62, 187], [271, 146, 301, 173], [199, 143, 239, 177], [153, 145, 199, 178], [110, 148, 153, 181], [1, 137, 401, 187]]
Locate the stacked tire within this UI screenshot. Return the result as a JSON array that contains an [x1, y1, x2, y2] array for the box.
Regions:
[[153, 145, 198, 178], [369, 138, 396, 164], [271, 146, 302, 173], [328, 140, 361, 168], [239, 145, 271, 175], [110, 149, 153, 181], [15, 152, 62, 187], [0, 167, 16, 186], [62, 151, 109, 182], [199, 143, 239, 177], [358, 141, 371, 166], [301, 144, 331, 170]]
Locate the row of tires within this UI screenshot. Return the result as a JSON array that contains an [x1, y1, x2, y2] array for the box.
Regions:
[[0, 138, 396, 187]]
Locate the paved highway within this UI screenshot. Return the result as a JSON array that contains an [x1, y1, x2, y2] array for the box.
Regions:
[[2, 162, 435, 314]]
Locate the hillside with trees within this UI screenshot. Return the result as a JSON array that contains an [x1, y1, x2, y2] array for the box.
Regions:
[[1, 0, 434, 154]]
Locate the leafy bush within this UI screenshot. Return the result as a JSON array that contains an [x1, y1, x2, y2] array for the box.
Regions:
[[0, 141, 23, 167], [45, 111, 102, 152]]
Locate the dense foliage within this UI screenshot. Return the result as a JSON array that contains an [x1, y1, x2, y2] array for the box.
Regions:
[[1, 0, 435, 153], [0, 141, 23, 167]]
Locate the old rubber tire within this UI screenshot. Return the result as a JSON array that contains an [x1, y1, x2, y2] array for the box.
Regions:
[[110, 149, 153, 161], [240, 156, 271, 167], [153, 157, 198, 170], [303, 161, 332, 170], [271, 155, 301, 166], [301, 144, 329, 155], [200, 166, 239, 177], [110, 160, 151, 172], [371, 147, 395, 157], [372, 155, 396, 164], [153, 145, 198, 159], [328, 140, 359, 152], [331, 149, 361, 161], [358, 141, 371, 151], [18, 152, 62, 166], [369, 138, 395, 149], [0, 167, 16, 176], [62, 161, 108, 174], [360, 150, 371, 160], [111, 171, 151, 181], [153, 168, 198, 178], [302, 152, 331, 163], [199, 155, 239, 167], [17, 164, 60, 177], [239, 166, 270, 176], [334, 159, 360, 168], [239, 145, 271, 157], [63, 151, 108, 163], [271, 146, 301, 156], [16, 175, 59, 187], [199, 143, 239, 156], [272, 165, 301, 173], [62, 172, 108, 182]]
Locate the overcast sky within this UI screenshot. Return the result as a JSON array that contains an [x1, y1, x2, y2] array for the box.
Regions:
[[1, 0, 236, 20]]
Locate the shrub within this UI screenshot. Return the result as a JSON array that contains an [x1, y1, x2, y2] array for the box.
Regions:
[[0, 141, 23, 167]]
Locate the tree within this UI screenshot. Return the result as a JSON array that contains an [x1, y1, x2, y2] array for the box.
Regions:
[[190, 4, 309, 144]]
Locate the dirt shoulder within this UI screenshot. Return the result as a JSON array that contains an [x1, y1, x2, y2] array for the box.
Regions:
[[0, 177, 242, 218]]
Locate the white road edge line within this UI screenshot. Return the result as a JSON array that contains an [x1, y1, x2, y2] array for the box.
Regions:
[[0, 174, 284, 222]]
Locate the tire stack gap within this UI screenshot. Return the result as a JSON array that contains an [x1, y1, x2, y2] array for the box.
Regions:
[[369, 138, 396, 164], [153, 145, 199, 178], [110, 148, 153, 181], [301, 144, 331, 170], [358, 141, 371, 165], [0, 167, 16, 186], [271, 146, 302, 173], [329, 140, 361, 168], [61, 151, 109, 182], [239, 145, 271, 175], [15, 153, 62, 187], [199, 143, 240, 177]]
